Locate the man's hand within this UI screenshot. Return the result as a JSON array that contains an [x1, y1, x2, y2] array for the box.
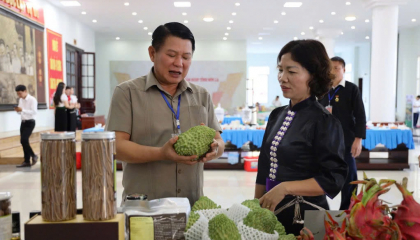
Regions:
[[351, 138, 362, 158], [14, 107, 22, 112], [199, 139, 219, 163], [160, 136, 198, 165]]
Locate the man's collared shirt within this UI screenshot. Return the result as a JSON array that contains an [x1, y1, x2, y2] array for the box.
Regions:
[[17, 94, 37, 120], [106, 68, 222, 205]]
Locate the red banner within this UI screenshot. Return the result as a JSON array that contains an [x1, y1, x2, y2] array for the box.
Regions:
[[47, 29, 63, 109], [0, 0, 45, 25]]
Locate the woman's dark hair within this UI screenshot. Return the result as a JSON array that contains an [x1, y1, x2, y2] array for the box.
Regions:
[[152, 22, 195, 52], [277, 40, 333, 99], [15, 85, 26, 92], [53, 82, 65, 106]]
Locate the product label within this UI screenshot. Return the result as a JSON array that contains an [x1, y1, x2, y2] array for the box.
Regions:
[[0, 215, 12, 240], [129, 213, 186, 240], [130, 217, 154, 240]]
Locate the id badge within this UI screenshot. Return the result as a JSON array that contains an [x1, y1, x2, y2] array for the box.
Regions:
[[326, 105, 332, 113]]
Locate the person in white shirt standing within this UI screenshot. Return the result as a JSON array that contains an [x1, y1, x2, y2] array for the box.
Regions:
[[413, 95, 420, 128], [272, 95, 282, 108], [14, 85, 38, 168]]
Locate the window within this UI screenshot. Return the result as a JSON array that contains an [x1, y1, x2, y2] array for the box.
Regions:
[[248, 67, 269, 105], [66, 49, 78, 90], [81, 53, 95, 99]]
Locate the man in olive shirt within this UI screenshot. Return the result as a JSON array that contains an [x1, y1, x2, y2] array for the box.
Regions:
[[106, 22, 225, 205]]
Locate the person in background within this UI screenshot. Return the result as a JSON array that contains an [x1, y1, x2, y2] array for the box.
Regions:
[[272, 95, 282, 107], [14, 85, 38, 168], [69, 87, 81, 129], [318, 56, 366, 210], [65, 86, 77, 131], [412, 95, 420, 128], [255, 40, 347, 235], [53, 82, 73, 131], [255, 102, 262, 112]]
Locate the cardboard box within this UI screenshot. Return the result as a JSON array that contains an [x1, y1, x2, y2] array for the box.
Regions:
[[25, 214, 125, 240]]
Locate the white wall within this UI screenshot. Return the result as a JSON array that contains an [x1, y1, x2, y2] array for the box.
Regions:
[[396, 26, 420, 122], [0, 0, 95, 132], [354, 43, 371, 121], [95, 39, 247, 116]]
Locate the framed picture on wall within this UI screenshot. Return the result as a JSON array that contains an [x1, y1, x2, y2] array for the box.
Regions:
[[0, 8, 46, 111]]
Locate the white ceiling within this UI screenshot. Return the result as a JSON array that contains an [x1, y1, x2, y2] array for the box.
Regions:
[[47, 0, 420, 53]]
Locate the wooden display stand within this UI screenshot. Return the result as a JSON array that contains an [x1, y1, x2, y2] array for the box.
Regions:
[[356, 143, 410, 170], [25, 214, 125, 240]]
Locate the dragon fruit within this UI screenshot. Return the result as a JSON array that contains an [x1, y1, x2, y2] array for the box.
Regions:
[[296, 227, 315, 240], [346, 178, 402, 240], [392, 182, 420, 240], [323, 212, 346, 240]]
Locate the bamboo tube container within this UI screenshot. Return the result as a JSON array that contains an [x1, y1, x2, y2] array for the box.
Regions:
[[40, 132, 76, 222], [81, 131, 117, 221]]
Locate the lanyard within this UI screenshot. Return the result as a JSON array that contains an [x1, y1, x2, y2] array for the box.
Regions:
[[328, 86, 341, 105], [160, 91, 182, 134]]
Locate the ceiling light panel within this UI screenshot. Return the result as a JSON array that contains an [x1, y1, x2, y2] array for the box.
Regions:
[[284, 2, 302, 7], [174, 2, 191, 7], [60, 1, 81, 6]]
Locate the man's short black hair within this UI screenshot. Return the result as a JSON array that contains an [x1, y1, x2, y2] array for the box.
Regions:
[[65, 86, 71, 90], [417, 95, 420, 99], [0, 39, 4, 46], [152, 22, 195, 52], [331, 56, 346, 68], [15, 85, 26, 92]]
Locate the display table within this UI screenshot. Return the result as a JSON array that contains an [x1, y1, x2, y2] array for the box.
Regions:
[[221, 116, 243, 125], [205, 129, 264, 170], [81, 115, 106, 130], [83, 126, 105, 132], [357, 129, 414, 170], [362, 129, 414, 150], [220, 129, 265, 148]]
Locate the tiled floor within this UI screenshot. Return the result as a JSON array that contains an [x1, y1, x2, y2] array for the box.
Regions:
[[1, 141, 420, 239]]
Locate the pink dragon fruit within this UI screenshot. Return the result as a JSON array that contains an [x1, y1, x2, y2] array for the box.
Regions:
[[392, 182, 420, 240]]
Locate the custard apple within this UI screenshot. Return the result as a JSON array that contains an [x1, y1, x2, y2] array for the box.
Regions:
[[174, 125, 216, 160], [208, 214, 241, 240], [191, 196, 221, 211], [243, 208, 278, 234], [241, 199, 261, 210]]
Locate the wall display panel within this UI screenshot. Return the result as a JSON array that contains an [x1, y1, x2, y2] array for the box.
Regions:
[[0, 9, 46, 111], [110, 61, 246, 111]]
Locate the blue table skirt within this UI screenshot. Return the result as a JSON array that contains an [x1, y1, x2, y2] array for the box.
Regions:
[[221, 129, 265, 148], [362, 129, 414, 150], [222, 116, 243, 125]]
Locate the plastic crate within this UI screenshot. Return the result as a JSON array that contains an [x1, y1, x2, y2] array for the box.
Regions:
[[244, 156, 258, 172]]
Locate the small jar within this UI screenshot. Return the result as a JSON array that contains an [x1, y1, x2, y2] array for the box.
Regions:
[[81, 132, 117, 221], [40, 132, 76, 222]]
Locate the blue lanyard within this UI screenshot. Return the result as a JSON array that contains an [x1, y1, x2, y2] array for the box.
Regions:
[[160, 91, 182, 132], [328, 86, 341, 104]]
